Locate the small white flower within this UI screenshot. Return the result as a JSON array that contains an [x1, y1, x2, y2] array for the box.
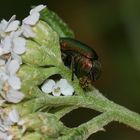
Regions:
[[23, 12, 40, 26], [1, 36, 12, 54], [0, 71, 8, 83], [0, 15, 20, 38], [11, 52, 22, 64], [23, 5, 46, 26], [9, 29, 23, 39], [4, 89, 24, 103], [21, 24, 36, 38], [0, 45, 4, 56], [5, 20, 20, 33], [56, 79, 74, 96], [7, 59, 20, 75], [8, 75, 21, 90], [0, 19, 8, 31], [0, 99, 5, 106], [18, 119, 25, 126], [9, 32, 26, 55], [52, 84, 61, 96], [8, 109, 19, 123], [13, 37, 26, 54], [30, 5, 46, 14], [0, 131, 12, 140], [7, 135, 13, 140], [41, 78, 74, 96], [0, 32, 26, 56], [41, 79, 55, 94], [0, 59, 5, 66]]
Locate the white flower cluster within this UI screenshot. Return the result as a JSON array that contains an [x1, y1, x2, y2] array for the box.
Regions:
[[41, 79, 74, 96], [0, 5, 46, 140], [0, 5, 46, 104], [0, 4, 74, 139], [0, 108, 24, 140]]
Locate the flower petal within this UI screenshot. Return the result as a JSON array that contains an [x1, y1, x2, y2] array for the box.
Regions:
[[30, 5, 46, 14], [0, 59, 5, 65], [0, 99, 5, 106], [9, 29, 23, 39], [1, 36, 12, 54], [0, 45, 4, 56], [5, 20, 20, 32], [6, 90, 24, 103], [8, 15, 16, 24], [11, 52, 22, 64], [57, 79, 74, 96], [8, 75, 21, 90], [18, 119, 25, 126], [22, 24, 36, 38], [0, 71, 8, 82], [8, 109, 19, 123], [23, 12, 40, 25], [41, 79, 55, 94], [7, 59, 20, 75], [0, 19, 8, 31], [61, 87, 74, 96], [0, 131, 12, 140], [13, 37, 26, 54]]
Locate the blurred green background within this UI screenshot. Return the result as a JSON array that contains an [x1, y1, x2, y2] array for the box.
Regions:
[[1, 0, 140, 139]]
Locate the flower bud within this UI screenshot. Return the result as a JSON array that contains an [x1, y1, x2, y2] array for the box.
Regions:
[[22, 113, 64, 137], [21, 20, 62, 66], [32, 21, 62, 63], [22, 40, 55, 66], [21, 132, 42, 140]]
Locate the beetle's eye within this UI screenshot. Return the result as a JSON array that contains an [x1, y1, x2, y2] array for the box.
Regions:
[[92, 60, 101, 81]]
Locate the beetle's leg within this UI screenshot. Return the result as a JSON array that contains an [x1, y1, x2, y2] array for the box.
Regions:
[[70, 56, 75, 81], [79, 76, 91, 88], [89, 71, 93, 81]]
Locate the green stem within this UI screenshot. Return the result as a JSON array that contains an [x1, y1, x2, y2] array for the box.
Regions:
[[53, 106, 78, 119], [58, 112, 114, 140], [78, 111, 115, 139], [112, 105, 140, 131], [23, 90, 140, 131]]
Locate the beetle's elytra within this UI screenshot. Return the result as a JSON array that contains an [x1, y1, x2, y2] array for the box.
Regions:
[[60, 38, 101, 87]]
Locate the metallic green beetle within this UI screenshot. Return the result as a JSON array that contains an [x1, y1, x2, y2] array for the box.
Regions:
[[60, 38, 101, 87]]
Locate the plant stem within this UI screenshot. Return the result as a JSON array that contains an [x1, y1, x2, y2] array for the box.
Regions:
[[112, 105, 140, 131], [52, 106, 78, 119], [78, 111, 115, 139], [25, 89, 140, 131]]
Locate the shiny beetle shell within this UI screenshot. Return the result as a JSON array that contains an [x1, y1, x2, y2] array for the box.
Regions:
[[60, 38, 101, 87]]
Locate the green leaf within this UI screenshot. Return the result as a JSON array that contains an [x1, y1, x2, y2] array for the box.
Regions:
[[40, 7, 74, 38]]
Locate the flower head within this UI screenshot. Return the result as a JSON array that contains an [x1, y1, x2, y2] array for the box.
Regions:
[[0, 16, 26, 104], [0, 108, 23, 139], [41, 79, 74, 96], [56, 79, 74, 96], [23, 5, 46, 26], [21, 5, 46, 38], [0, 15, 20, 38]]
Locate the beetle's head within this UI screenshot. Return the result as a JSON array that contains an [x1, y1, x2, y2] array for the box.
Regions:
[[91, 60, 101, 81]]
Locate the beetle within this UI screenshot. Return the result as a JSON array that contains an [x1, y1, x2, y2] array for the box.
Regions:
[[60, 38, 101, 87]]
